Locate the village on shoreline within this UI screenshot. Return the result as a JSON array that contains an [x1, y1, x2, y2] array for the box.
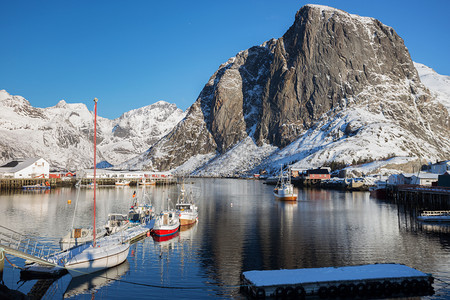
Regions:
[[1, 157, 450, 197]]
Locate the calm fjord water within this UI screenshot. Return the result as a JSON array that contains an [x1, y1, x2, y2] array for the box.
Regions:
[[1, 178, 449, 299]]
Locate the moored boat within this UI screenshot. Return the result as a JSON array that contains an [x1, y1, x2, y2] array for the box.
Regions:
[[273, 166, 298, 201], [138, 178, 156, 186], [104, 213, 129, 235], [176, 202, 198, 226], [65, 237, 130, 277], [175, 182, 198, 226], [151, 210, 180, 236], [64, 98, 130, 276], [417, 210, 450, 222], [115, 180, 130, 186], [128, 191, 154, 226]]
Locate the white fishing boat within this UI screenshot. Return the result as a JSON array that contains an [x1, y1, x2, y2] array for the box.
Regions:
[[151, 194, 180, 236], [175, 182, 198, 226], [273, 166, 298, 201], [128, 191, 154, 227], [65, 98, 130, 277], [104, 213, 129, 235], [138, 178, 156, 186], [417, 210, 450, 222], [115, 180, 130, 186], [151, 210, 180, 236]]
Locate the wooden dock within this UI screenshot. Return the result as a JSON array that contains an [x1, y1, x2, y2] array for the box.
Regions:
[[240, 264, 434, 299], [0, 177, 177, 191], [387, 184, 450, 209]]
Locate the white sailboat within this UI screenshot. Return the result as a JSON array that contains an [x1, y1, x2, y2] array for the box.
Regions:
[[65, 98, 130, 277]]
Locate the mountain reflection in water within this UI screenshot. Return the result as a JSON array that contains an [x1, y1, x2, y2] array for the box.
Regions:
[[0, 179, 449, 299]]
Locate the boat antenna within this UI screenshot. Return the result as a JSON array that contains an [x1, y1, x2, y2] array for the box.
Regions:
[[93, 97, 98, 247]]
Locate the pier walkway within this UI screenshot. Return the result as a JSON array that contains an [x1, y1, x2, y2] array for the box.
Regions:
[[0, 221, 154, 279], [0, 224, 62, 267]]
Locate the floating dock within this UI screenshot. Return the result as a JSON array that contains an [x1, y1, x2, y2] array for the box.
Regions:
[[241, 263, 434, 299]]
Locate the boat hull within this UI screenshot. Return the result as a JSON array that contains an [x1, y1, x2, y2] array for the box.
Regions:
[[180, 217, 197, 226], [273, 193, 298, 201], [65, 243, 130, 277], [151, 225, 179, 237]]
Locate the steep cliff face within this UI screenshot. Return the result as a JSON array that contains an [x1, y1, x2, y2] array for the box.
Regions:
[[141, 40, 277, 170], [256, 5, 425, 147], [138, 4, 449, 173]]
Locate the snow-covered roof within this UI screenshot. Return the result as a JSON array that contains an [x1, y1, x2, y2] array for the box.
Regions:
[[0, 158, 44, 173], [413, 173, 440, 179]]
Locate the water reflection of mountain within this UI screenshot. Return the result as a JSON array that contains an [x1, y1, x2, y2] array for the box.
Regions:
[[63, 260, 129, 298]]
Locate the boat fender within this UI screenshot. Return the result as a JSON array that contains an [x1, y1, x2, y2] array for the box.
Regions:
[[390, 281, 401, 294], [45, 181, 50, 186], [401, 280, 412, 295], [327, 285, 338, 298], [255, 287, 265, 299], [295, 285, 306, 299], [284, 286, 295, 298], [355, 283, 366, 297], [274, 286, 285, 298], [337, 284, 349, 297], [346, 283, 356, 297], [370, 281, 382, 296], [318, 286, 328, 299], [410, 279, 419, 293], [382, 280, 392, 296], [418, 280, 429, 293]]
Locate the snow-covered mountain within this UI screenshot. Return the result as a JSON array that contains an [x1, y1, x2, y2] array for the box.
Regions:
[[0, 90, 185, 170], [129, 4, 450, 176], [2, 4, 449, 176], [414, 62, 450, 112]]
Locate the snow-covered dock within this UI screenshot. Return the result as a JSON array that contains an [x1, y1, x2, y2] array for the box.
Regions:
[[241, 263, 434, 299]]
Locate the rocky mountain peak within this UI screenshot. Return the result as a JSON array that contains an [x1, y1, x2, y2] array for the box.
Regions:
[[136, 4, 449, 174], [255, 3, 425, 148]]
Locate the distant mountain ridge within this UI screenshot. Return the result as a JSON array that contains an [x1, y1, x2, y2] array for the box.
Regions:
[[0, 90, 185, 170]]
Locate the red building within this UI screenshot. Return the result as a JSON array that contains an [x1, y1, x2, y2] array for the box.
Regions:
[[304, 168, 331, 180]]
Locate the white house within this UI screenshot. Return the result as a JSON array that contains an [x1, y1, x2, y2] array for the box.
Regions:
[[0, 158, 50, 178], [388, 172, 439, 186], [410, 173, 439, 186], [387, 173, 415, 185]]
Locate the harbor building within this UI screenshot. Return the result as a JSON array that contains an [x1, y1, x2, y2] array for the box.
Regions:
[[0, 158, 49, 179]]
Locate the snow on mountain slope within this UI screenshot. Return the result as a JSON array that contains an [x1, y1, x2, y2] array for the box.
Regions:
[[0, 90, 185, 169], [415, 62, 450, 112], [98, 101, 186, 166]]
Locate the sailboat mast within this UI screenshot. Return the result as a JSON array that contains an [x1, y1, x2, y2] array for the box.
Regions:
[[93, 98, 98, 246]]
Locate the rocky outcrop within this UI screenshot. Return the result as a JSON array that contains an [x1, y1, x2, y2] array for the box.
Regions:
[[139, 4, 450, 172], [255, 5, 424, 147]]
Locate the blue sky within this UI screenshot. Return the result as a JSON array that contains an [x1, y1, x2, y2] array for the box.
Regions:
[[1, 0, 449, 119]]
